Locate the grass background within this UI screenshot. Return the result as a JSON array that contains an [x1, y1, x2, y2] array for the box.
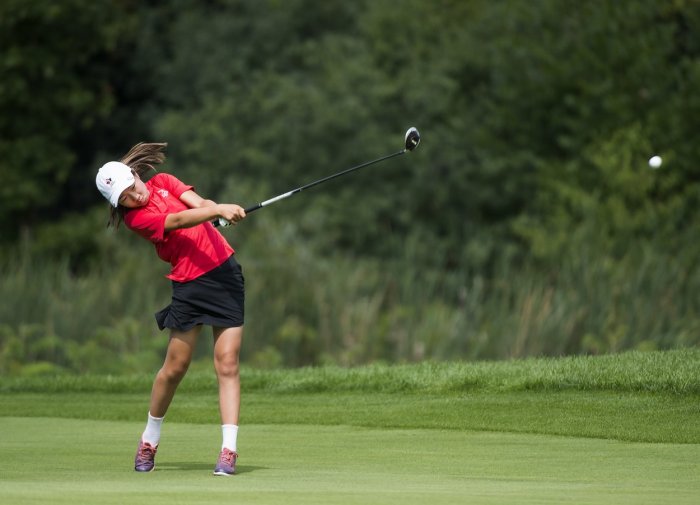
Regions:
[[1, 350, 698, 504]]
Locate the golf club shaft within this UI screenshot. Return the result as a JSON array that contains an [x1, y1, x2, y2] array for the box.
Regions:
[[247, 149, 406, 213], [215, 148, 407, 225]]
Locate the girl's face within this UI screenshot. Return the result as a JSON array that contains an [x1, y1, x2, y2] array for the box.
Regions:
[[118, 173, 150, 208]]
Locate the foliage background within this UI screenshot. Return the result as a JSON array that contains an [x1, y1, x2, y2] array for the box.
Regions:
[[2, 0, 700, 374]]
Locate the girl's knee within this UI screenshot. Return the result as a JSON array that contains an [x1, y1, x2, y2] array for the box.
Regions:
[[214, 354, 240, 379], [161, 359, 190, 383]]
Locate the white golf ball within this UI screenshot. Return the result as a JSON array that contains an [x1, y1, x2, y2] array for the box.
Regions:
[[649, 155, 662, 169]]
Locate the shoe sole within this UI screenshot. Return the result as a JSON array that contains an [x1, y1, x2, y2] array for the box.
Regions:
[[213, 470, 234, 476]]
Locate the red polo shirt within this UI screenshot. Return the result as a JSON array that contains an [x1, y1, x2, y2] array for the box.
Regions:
[[124, 173, 234, 282]]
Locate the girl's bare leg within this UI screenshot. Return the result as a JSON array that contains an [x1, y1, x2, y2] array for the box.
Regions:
[[149, 326, 202, 417], [213, 326, 243, 425]]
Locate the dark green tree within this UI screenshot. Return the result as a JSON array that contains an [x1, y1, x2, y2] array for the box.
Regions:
[[0, 0, 136, 240]]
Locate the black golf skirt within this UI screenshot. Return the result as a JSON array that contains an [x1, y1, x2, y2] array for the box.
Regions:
[[155, 255, 245, 331]]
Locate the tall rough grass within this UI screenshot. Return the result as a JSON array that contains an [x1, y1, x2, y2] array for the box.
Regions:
[[0, 227, 170, 375], [1, 213, 698, 374], [1, 349, 697, 396]]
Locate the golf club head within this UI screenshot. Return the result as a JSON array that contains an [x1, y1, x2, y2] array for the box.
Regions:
[[405, 127, 421, 151]]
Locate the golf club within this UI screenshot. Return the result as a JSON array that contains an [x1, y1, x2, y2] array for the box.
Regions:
[[214, 127, 421, 227]]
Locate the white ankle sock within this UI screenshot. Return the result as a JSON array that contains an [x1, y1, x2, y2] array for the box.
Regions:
[[142, 412, 164, 446], [222, 424, 238, 452]]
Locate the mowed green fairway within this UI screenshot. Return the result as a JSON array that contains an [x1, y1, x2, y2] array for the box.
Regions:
[[1, 351, 698, 504], [0, 417, 697, 505]]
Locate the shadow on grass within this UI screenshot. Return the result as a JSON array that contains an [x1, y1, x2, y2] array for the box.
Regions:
[[157, 462, 267, 474]]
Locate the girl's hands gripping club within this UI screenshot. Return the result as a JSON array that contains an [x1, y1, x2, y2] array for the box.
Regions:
[[216, 204, 246, 228]]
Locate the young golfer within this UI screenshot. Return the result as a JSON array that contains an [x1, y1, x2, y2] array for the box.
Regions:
[[95, 142, 246, 476]]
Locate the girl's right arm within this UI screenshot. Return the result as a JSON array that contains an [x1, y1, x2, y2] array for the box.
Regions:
[[164, 190, 245, 231]]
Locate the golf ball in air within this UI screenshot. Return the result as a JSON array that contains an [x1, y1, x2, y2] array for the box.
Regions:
[[648, 155, 662, 169]]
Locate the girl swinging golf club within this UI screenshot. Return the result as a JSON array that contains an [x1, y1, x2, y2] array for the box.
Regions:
[[94, 128, 419, 476], [96, 142, 246, 476]]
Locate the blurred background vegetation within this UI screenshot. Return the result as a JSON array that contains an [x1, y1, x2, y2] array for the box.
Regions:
[[2, 0, 700, 375]]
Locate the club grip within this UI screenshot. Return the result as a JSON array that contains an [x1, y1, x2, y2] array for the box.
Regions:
[[244, 203, 262, 214], [212, 203, 263, 227]]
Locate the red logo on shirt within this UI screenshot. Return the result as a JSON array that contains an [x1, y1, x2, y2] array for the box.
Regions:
[[157, 189, 169, 198]]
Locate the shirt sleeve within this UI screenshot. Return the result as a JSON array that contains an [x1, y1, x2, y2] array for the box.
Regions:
[[157, 173, 193, 199], [124, 207, 167, 243], [123, 173, 195, 244]]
